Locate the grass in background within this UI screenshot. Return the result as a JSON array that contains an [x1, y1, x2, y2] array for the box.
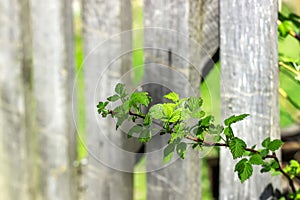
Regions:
[[201, 62, 221, 124], [279, 35, 300, 127], [134, 157, 147, 200], [132, 0, 144, 85], [73, 6, 87, 160], [200, 62, 221, 200], [132, 1, 147, 200], [202, 160, 215, 200], [279, 5, 300, 127]]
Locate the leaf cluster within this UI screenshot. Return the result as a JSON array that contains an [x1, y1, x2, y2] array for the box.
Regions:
[[97, 83, 295, 196], [97, 84, 285, 183]]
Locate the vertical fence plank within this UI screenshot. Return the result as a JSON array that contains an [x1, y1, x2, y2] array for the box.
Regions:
[[0, 0, 33, 199], [30, 0, 77, 199], [142, 0, 219, 199], [220, 0, 279, 199], [82, 0, 135, 199]]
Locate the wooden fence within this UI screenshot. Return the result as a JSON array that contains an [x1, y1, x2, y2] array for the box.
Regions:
[[0, 0, 279, 199]]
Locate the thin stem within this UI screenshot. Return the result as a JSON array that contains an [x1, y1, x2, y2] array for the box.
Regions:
[[279, 62, 299, 75], [220, 135, 227, 143], [185, 135, 276, 158], [279, 87, 300, 110], [128, 110, 162, 127], [273, 154, 296, 194], [289, 30, 300, 43]]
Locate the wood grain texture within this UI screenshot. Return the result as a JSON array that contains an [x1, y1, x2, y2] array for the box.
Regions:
[[82, 0, 138, 199], [142, 0, 220, 199], [0, 0, 33, 199], [30, 0, 78, 199], [219, 0, 280, 199], [189, 0, 220, 80]]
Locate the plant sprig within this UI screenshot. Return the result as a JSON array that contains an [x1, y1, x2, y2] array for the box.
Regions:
[[97, 83, 300, 198]]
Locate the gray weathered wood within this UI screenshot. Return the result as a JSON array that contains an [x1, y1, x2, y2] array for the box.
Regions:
[[220, 0, 280, 199], [0, 0, 33, 199], [143, 0, 219, 199], [198, 0, 219, 79], [30, 0, 78, 199], [82, 0, 138, 199]]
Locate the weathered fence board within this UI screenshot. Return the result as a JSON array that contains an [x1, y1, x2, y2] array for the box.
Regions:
[[30, 0, 77, 199], [220, 0, 280, 199], [0, 0, 33, 199], [143, 0, 219, 199], [82, 0, 137, 199], [188, 0, 220, 90]]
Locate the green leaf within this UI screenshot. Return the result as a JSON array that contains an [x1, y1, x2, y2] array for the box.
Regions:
[[127, 124, 143, 138], [278, 21, 289, 37], [243, 150, 251, 157], [97, 101, 104, 109], [113, 101, 130, 129], [268, 139, 284, 152], [200, 115, 213, 127], [115, 83, 125, 95], [234, 159, 253, 183], [144, 113, 152, 126], [97, 101, 109, 113], [270, 160, 279, 170], [260, 149, 269, 158], [169, 110, 181, 123], [271, 171, 282, 177], [173, 123, 184, 133], [249, 154, 263, 165], [163, 103, 176, 118], [224, 126, 234, 139], [224, 114, 249, 126], [186, 97, 203, 111], [235, 158, 247, 170], [176, 142, 187, 159], [282, 20, 296, 32], [164, 92, 179, 102], [130, 92, 151, 107], [116, 115, 127, 130], [113, 100, 130, 117], [180, 108, 191, 120], [290, 160, 300, 168], [191, 110, 205, 119], [169, 133, 182, 145], [260, 162, 271, 173], [149, 104, 165, 119], [262, 137, 271, 148], [138, 129, 152, 143], [163, 143, 175, 164], [192, 143, 199, 149], [209, 124, 224, 135], [196, 132, 204, 140], [107, 94, 120, 102], [170, 136, 181, 145], [229, 137, 246, 159], [193, 126, 204, 137]]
